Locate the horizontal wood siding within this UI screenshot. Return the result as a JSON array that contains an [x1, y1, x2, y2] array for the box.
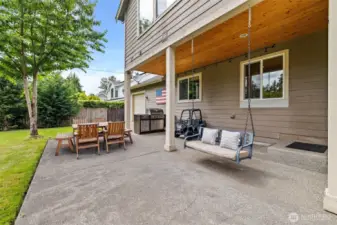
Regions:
[[131, 31, 328, 144], [124, 0, 246, 69], [175, 30, 328, 144], [132, 83, 166, 114]]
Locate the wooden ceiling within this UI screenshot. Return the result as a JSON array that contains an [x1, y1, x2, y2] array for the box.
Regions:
[[135, 0, 328, 75]]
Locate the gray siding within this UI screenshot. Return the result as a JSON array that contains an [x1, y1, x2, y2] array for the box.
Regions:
[[175, 30, 328, 144], [132, 83, 166, 114], [124, 0, 247, 70], [133, 30, 328, 144]]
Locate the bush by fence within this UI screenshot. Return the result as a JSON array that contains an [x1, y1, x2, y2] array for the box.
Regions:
[[79, 100, 124, 109]]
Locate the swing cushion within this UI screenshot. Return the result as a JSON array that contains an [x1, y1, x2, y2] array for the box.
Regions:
[[201, 128, 218, 145], [185, 141, 249, 160], [220, 130, 241, 150]]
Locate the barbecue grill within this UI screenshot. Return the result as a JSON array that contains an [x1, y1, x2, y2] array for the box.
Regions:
[[134, 108, 165, 134]]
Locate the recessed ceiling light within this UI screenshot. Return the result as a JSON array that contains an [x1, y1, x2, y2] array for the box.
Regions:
[[240, 33, 248, 38]]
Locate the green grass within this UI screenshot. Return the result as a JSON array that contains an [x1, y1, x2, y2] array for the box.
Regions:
[[0, 127, 72, 225]]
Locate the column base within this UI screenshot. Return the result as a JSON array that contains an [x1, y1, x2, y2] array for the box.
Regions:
[[164, 144, 177, 152], [324, 188, 337, 215]]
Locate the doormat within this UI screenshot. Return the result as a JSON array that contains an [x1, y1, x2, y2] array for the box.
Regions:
[[286, 142, 327, 153]]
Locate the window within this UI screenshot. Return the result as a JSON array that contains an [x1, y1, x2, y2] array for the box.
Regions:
[[115, 89, 118, 98], [156, 0, 175, 17], [111, 88, 114, 99], [178, 73, 202, 102], [138, 0, 177, 35], [139, 0, 154, 34], [240, 50, 289, 108]]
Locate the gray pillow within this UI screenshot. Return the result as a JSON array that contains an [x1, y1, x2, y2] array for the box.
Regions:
[[201, 128, 218, 145], [220, 130, 241, 150]]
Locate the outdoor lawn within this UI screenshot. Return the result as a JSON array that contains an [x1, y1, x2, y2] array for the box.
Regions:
[[0, 127, 72, 225]]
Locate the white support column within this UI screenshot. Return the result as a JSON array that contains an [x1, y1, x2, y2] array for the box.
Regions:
[[324, 0, 337, 214], [124, 70, 131, 130], [164, 46, 177, 152]]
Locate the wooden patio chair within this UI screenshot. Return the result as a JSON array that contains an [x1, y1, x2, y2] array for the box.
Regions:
[[104, 122, 125, 152], [93, 118, 106, 123], [75, 123, 100, 159], [73, 118, 88, 124]]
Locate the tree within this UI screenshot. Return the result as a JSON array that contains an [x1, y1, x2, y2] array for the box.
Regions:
[[77, 92, 100, 101], [98, 75, 117, 97], [66, 72, 82, 93], [0, 0, 107, 136], [0, 77, 27, 130], [38, 73, 80, 128]]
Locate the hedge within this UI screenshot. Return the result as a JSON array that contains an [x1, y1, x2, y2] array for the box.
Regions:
[[79, 100, 124, 109]]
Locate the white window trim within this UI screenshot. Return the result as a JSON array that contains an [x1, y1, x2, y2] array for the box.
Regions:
[[239, 49, 289, 108], [137, 0, 181, 38], [177, 73, 202, 103]]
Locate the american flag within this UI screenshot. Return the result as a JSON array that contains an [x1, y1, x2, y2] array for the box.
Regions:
[[156, 88, 166, 104]]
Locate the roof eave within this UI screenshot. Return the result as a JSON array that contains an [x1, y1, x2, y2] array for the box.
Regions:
[[115, 0, 127, 22]]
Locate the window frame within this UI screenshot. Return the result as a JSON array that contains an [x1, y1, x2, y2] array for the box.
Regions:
[[137, 0, 181, 37], [239, 49, 289, 108], [111, 88, 114, 99], [177, 73, 202, 103]]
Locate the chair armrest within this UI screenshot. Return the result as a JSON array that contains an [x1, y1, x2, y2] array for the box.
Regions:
[[184, 134, 200, 141], [184, 134, 200, 148]]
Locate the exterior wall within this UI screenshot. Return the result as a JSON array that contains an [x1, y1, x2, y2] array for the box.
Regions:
[[175, 30, 328, 144], [108, 84, 124, 101], [132, 82, 166, 114], [130, 30, 328, 144], [124, 0, 249, 70]]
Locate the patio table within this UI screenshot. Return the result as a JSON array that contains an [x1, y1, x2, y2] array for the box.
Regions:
[[55, 132, 74, 156]]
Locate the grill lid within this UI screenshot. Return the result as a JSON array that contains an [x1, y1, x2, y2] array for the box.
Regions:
[[149, 108, 164, 115]]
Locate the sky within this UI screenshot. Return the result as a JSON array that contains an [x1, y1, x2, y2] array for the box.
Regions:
[[61, 0, 124, 95]]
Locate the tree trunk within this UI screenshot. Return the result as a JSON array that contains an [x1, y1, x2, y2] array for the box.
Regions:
[[31, 73, 38, 136], [23, 75, 38, 136]]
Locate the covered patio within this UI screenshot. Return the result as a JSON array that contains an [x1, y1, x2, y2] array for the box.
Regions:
[[122, 0, 337, 214], [16, 133, 337, 225]]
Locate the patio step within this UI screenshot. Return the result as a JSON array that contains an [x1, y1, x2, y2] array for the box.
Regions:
[[252, 142, 327, 174]]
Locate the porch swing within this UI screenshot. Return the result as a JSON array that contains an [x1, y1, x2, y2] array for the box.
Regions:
[[184, 5, 255, 164]]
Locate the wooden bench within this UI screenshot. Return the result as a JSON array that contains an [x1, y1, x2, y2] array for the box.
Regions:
[[55, 132, 75, 156]]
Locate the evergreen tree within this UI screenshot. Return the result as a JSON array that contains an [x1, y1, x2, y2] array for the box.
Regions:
[[38, 73, 80, 128]]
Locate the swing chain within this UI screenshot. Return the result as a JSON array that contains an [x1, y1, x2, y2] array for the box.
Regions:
[[244, 4, 256, 137], [191, 38, 195, 110]]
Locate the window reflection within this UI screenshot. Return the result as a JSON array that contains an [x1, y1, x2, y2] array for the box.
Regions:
[[262, 56, 283, 99], [139, 0, 154, 34], [244, 62, 261, 99]]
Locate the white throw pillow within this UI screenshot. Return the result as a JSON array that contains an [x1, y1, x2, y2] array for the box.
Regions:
[[220, 130, 241, 150], [201, 128, 218, 145]]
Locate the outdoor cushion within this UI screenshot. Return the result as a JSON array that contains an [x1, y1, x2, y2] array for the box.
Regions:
[[186, 140, 249, 160], [201, 128, 218, 145], [220, 130, 241, 150]]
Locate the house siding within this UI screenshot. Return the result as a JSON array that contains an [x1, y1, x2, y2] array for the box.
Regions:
[[132, 82, 166, 114], [175, 30, 328, 144], [124, 0, 248, 70], [132, 30, 328, 144]]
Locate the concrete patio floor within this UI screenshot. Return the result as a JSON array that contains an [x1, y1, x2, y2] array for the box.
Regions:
[[16, 133, 337, 225]]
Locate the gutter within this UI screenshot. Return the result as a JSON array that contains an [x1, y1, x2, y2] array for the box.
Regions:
[[131, 78, 164, 90]]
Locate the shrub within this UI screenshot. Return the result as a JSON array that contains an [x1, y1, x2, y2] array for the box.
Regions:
[[0, 77, 27, 130], [79, 100, 124, 109], [38, 74, 81, 127]]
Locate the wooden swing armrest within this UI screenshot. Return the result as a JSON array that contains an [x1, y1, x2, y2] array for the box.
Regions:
[[184, 134, 200, 148]]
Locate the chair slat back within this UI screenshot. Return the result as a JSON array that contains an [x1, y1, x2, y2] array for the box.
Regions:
[[107, 122, 125, 136], [73, 118, 88, 124], [77, 123, 98, 139], [93, 118, 106, 123]]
